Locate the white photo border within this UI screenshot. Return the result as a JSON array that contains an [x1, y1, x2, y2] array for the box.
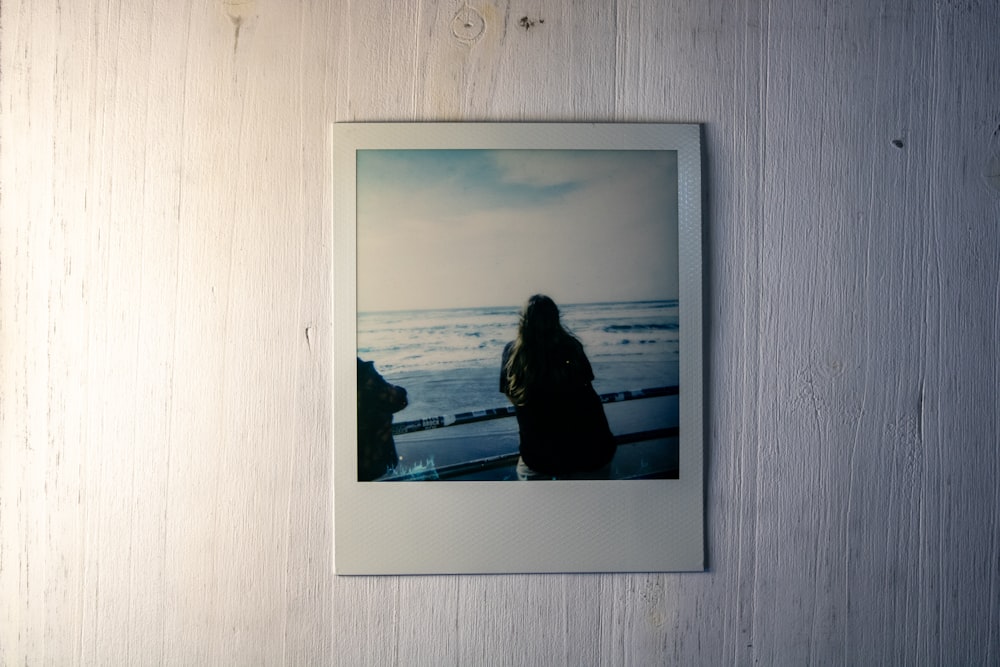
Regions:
[[332, 123, 703, 574]]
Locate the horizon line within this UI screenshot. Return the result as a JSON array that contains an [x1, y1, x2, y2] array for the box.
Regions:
[[357, 297, 679, 316]]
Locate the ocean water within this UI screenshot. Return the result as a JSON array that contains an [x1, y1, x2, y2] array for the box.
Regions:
[[357, 300, 681, 477], [358, 300, 679, 422]]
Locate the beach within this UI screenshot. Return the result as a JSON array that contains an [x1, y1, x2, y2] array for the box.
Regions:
[[358, 300, 680, 479]]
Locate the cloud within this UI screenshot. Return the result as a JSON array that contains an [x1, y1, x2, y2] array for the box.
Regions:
[[356, 149, 678, 311], [490, 150, 658, 188]]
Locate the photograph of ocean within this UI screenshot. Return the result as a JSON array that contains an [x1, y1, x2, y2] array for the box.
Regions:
[[358, 299, 680, 479]]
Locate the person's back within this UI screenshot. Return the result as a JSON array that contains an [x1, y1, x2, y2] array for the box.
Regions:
[[499, 296, 615, 477]]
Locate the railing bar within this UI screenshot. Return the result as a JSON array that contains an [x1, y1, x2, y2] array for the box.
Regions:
[[391, 385, 679, 435]]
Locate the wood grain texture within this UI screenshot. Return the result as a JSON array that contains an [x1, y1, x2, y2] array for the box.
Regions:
[[2, 0, 998, 664]]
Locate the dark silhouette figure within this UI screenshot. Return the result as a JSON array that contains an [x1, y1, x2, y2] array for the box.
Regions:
[[499, 295, 616, 478], [357, 357, 408, 481]]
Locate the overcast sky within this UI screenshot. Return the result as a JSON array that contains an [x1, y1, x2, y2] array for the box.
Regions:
[[357, 149, 678, 312]]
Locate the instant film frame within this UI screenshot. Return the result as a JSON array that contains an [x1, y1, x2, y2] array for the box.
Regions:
[[333, 123, 703, 574]]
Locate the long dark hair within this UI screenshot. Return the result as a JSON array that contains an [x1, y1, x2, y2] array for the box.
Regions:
[[503, 295, 582, 405]]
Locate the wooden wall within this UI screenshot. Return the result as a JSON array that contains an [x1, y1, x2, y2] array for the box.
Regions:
[[3, 0, 998, 663]]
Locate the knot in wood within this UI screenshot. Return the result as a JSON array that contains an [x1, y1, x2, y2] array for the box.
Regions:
[[452, 7, 485, 42]]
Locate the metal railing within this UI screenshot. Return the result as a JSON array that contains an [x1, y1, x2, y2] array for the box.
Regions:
[[392, 385, 679, 435], [383, 385, 680, 481]]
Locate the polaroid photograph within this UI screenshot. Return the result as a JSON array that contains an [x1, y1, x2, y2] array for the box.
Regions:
[[333, 123, 703, 574]]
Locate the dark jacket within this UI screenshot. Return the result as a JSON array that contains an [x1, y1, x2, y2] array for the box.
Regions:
[[357, 358, 408, 480], [500, 340, 615, 475]]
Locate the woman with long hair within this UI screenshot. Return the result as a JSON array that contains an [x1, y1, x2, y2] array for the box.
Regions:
[[500, 295, 616, 478]]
